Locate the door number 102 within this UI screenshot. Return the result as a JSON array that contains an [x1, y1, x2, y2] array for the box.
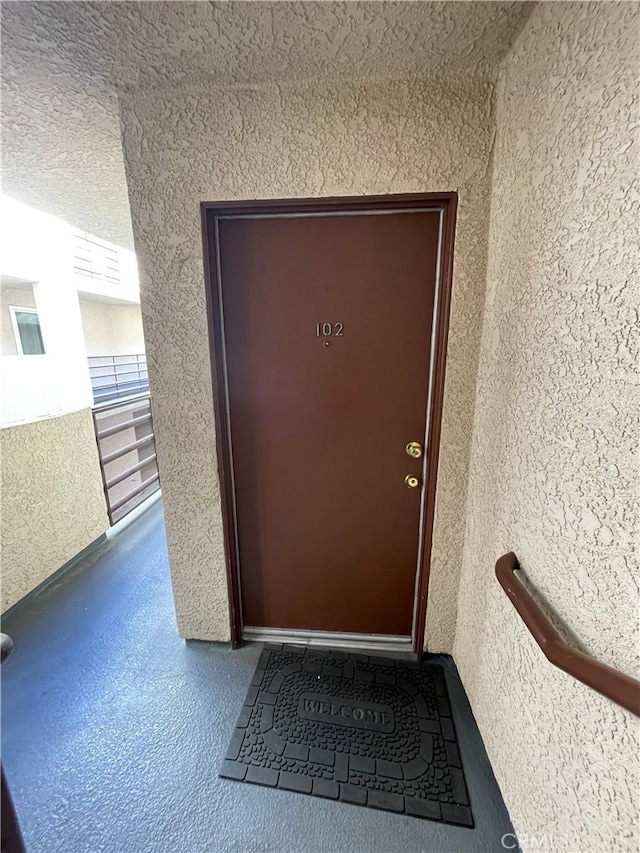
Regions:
[[316, 322, 344, 337]]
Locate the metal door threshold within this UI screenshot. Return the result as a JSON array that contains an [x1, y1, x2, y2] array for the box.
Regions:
[[243, 626, 413, 654]]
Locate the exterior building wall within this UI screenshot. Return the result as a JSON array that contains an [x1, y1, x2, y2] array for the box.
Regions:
[[79, 299, 145, 356], [121, 75, 497, 646], [0, 197, 141, 610], [0, 199, 93, 427], [453, 4, 640, 851], [1, 407, 109, 611], [0, 197, 142, 427]]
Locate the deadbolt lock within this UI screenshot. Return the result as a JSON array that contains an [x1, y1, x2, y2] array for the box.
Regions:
[[405, 475, 420, 489], [405, 441, 423, 459]]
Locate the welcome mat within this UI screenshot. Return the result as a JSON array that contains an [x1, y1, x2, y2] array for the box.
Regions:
[[220, 645, 473, 827]]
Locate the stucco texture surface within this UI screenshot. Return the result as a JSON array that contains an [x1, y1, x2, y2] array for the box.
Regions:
[[121, 76, 497, 645], [79, 300, 145, 357], [1, 1, 530, 249], [1, 408, 109, 611], [1, 63, 132, 249], [453, 3, 639, 851]]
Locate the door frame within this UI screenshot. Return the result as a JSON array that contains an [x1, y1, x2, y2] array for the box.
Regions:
[[201, 192, 458, 657]]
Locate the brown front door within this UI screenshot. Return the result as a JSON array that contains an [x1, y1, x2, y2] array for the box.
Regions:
[[204, 194, 455, 647]]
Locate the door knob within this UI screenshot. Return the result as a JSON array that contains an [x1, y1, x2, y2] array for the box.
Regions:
[[405, 475, 420, 489], [405, 441, 423, 459]]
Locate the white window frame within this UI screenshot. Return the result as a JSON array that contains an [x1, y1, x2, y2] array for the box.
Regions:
[[9, 306, 45, 356]]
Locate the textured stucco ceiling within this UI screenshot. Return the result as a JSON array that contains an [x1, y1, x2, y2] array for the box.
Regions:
[[1, 1, 532, 247]]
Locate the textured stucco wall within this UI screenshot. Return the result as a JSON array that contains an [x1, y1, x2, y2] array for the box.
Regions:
[[1, 285, 36, 356], [453, 3, 639, 851], [78, 299, 145, 357], [1, 408, 109, 611], [1, 49, 133, 247], [1, 0, 530, 247], [121, 76, 496, 645]]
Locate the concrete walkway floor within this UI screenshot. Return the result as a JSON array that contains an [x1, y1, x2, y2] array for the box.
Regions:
[[1, 499, 516, 853]]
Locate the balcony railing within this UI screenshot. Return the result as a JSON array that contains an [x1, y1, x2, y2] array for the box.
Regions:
[[92, 394, 160, 525], [88, 354, 149, 405]]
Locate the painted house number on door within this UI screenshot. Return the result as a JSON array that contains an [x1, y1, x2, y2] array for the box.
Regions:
[[316, 322, 344, 337]]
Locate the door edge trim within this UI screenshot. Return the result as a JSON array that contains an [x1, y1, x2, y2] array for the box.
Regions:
[[243, 626, 413, 654], [202, 191, 459, 656], [411, 206, 444, 642]]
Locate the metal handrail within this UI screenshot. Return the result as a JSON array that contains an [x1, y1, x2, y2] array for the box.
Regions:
[[101, 433, 155, 465], [89, 358, 147, 366], [104, 453, 158, 490], [93, 396, 151, 418], [87, 353, 147, 362], [109, 472, 160, 514], [92, 385, 150, 404], [91, 367, 149, 382], [496, 552, 640, 717]]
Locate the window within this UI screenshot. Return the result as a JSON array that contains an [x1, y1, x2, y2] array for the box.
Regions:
[[9, 307, 45, 355]]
